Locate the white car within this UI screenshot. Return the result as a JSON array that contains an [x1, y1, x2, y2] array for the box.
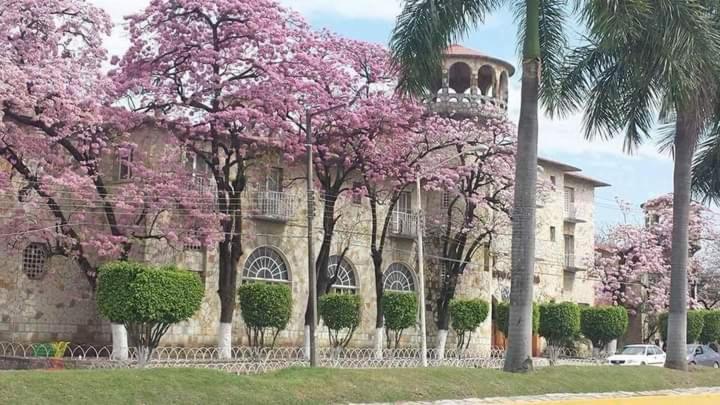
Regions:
[[607, 344, 666, 366]]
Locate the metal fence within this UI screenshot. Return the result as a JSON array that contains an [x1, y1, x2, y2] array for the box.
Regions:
[[0, 342, 607, 374]]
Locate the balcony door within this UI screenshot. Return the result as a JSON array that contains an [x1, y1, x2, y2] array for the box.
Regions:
[[393, 192, 412, 234], [564, 234, 575, 267], [261, 168, 283, 216]]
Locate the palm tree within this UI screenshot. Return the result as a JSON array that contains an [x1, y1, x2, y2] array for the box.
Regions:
[[390, 0, 568, 371], [553, 1, 720, 371]]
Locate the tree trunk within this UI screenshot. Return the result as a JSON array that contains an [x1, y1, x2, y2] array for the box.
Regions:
[[304, 194, 337, 326], [372, 252, 385, 358], [217, 239, 241, 359], [110, 323, 128, 361], [504, 0, 541, 373], [665, 107, 699, 370]]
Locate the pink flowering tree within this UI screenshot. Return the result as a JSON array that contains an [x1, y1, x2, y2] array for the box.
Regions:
[[112, 0, 313, 357], [593, 195, 711, 341], [0, 0, 217, 288], [422, 112, 516, 352]]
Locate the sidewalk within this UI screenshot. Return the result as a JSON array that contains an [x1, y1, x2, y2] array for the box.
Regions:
[[370, 386, 720, 404]]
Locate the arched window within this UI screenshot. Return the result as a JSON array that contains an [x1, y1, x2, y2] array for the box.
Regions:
[[478, 65, 496, 96], [383, 263, 416, 292], [499, 71, 509, 102], [448, 62, 471, 94], [22, 243, 47, 280], [327, 255, 358, 294], [242, 246, 290, 283]]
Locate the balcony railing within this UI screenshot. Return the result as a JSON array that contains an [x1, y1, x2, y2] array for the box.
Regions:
[[564, 253, 585, 272], [564, 205, 585, 223], [249, 191, 295, 222], [426, 92, 508, 115], [390, 211, 418, 238]]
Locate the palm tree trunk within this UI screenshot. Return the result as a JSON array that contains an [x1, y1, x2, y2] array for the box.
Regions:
[[665, 106, 699, 370], [504, 0, 541, 373]]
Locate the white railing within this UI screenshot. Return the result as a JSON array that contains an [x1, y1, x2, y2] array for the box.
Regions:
[[390, 211, 418, 238], [0, 342, 607, 374], [249, 191, 295, 221], [427, 92, 508, 112], [565, 205, 581, 221]]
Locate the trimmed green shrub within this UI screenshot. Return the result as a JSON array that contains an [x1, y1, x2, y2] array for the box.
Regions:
[[319, 293, 361, 348], [450, 299, 489, 350], [659, 310, 706, 343], [700, 311, 720, 344], [238, 283, 292, 348], [382, 292, 417, 349], [539, 302, 581, 347], [580, 306, 628, 349], [97, 261, 204, 363], [495, 302, 540, 336]]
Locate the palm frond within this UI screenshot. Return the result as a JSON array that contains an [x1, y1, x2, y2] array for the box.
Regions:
[[390, 0, 504, 96], [692, 122, 720, 203]]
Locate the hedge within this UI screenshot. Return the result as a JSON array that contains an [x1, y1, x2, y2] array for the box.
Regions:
[[539, 302, 581, 346], [700, 311, 720, 344], [319, 293, 361, 348], [238, 282, 292, 348], [580, 306, 628, 349], [659, 310, 705, 343], [495, 302, 540, 336], [383, 292, 417, 349], [97, 261, 204, 362], [450, 299, 489, 350]]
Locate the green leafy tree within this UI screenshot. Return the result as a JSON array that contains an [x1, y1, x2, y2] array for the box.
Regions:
[[580, 306, 628, 351], [319, 294, 362, 349], [659, 310, 705, 344], [555, 1, 720, 371], [390, 0, 568, 373], [450, 299, 489, 350], [97, 261, 204, 364], [238, 283, 292, 349], [382, 292, 418, 349], [538, 302, 580, 365], [700, 311, 720, 345]]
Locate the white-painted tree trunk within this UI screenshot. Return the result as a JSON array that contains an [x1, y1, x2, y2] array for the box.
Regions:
[[606, 339, 618, 355], [436, 329, 448, 360], [110, 323, 128, 361], [304, 325, 311, 360], [374, 327, 384, 359], [218, 322, 232, 360]]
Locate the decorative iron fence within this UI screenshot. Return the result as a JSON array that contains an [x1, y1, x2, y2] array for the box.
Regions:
[[0, 342, 607, 374]]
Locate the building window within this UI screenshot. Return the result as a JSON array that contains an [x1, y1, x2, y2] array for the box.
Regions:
[[352, 182, 363, 205], [327, 255, 358, 294], [242, 246, 290, 283], [383, 263, 415, 292], [483, 242, 491, 272], [550, 226, 556, 242], [22, 243, 48, 280], [550, 175, 556, 185], [265, 168, 283, 192], [441, 191, 452, 209], [118, 148, 134, 180]]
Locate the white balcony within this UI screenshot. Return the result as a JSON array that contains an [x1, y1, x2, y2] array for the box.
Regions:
[[390, 211, 418, 239], [249, 191, 295, 222], [564, 205, 585, 223]]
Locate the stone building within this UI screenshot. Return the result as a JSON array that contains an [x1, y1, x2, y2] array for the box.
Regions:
[[0, 45, 609, 351]]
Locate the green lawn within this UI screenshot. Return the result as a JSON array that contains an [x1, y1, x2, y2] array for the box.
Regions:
[[1, 366, 719, 404]]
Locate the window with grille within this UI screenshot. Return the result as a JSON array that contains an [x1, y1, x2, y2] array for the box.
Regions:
[[441, 191, 452, 209], [550, 226, 556, 242], [327, 255, 357, 293], [383, 263, 415, 292], [352, 182, 363, 205], [242, 246, 290, 283], [22, 243, 47, 280]]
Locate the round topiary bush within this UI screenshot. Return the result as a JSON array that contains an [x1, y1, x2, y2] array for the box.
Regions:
[[450, 299, 489, 350], [319, 293, 361, 348], [382, 292, 417, 349], [238, 282, 292, 348], [659, 310, 706, 343], [539, 302, 581, 347], [97, 261, 204, 363], [580, 306, 628, 350], [495, 302, 540, 336], [700, 310, 720, 344]]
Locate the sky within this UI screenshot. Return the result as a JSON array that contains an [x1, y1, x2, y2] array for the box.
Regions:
[[90, 0, 676, 228]]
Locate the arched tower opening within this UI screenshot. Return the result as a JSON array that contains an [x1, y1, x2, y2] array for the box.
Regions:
[[448, 62, 471, 94], [478, 65, 496, 96]]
